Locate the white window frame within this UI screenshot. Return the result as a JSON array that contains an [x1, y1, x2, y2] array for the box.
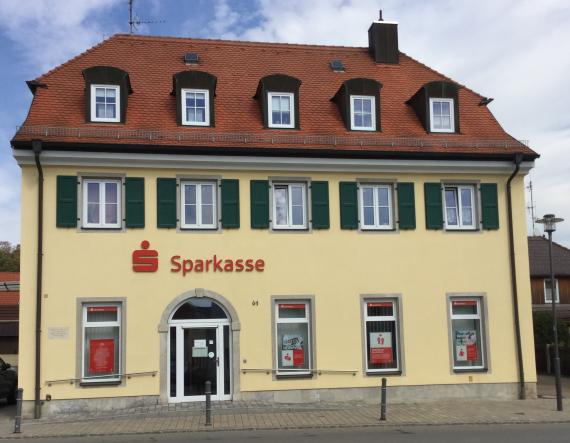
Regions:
[[429, 98, 455, 133], [544, 278, 560, 303], [180, 180, 218, 229], [443, 184, 477, 230], [81, 303, 122, 383], [363, 299, 400, 373], [181, 88, 210, 126], [82, 178, 122, 229], [359, 183, 394, 230], [271, 182, 308, 230], [449, 297, 485, 371], [350, 95, 376, 131], [90, 84, 120, 123], [274, 300, 312, 376], [268, 92, 295, 129]]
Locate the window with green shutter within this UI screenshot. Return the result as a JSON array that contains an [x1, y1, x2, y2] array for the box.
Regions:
[[424, 182, 443, 230], [339, 182, 358, 229], [157, 178, 177, 228], [221, 179, 240, 229], [397, 182, 416, 230], [56, 175, 78, 228], [250, 180, 269, 229], [125, 178, 145, 228], [311, 181, 329, 229], [480, 183, 499, 230]]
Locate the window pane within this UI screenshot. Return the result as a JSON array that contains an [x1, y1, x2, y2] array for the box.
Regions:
[[363, 207, 374, 226], [441, 116, 451, 129], [106, 104, 115, 118], [433, 116, 442, 128], [95, 88, 105, 98], [96, 103, 106, 118], [452, 318, 483, 368], [278, 303, 306, 318], [87, 203, 100, 224], [271, 96, 280, 111], [274, 187, 288, 225], [292, 205, 303, 226], [281, 96, 290, 112], [185, 205, 197, 225], [184, 185, 196, 205], [354, 98, 362, 112], [84, 326, 120, 378], [281, 111, 291, 125], [291, 186, 303, 206], [362, 98, 372, 113], [87, 182, 100, 203], [362, 114, 372, 128], [433, 101, 442, 115], [106, 88, 116, 100], [366, 320, 398, 370], [445, 189, 457, 208], [272, 111, 281, 125], [378, 207, 390, 225], [378, 187, 389, 207], [196, 108, 205, 123], [105, 204, 118, 224], [105, 182, 117, 203], [277, 322, 309, 371], [87, 306, 118, 322], [354, 113, 363, 127], [362, 187, 374, 206], [186, 94, 196, 107], [446, 208, 458, 225], [201, 184, 214, 205], [196, 94, 205, 108], [452, 300, 478, 315], [202, 204, 214, 225], [441, 101, 450, 115]]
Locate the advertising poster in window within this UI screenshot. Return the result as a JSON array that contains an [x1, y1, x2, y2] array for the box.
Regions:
[[455, 330, 477, 362], [89, 338, 115, 374], [369, 331, 393, 364], [282, 334, 304, 367]]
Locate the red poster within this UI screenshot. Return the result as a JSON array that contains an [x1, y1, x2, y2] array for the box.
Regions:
[[279, 304, 305, 309], [368, 302, 393, 308], [452, 300, 477, 307], [371, 348, 393, 364], [89, 339, 115, 374], [467, 343, 478, 361], [293, 349, 304, 366], [87, 306, 117, 313]]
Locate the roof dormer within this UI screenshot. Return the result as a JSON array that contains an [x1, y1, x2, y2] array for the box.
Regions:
[[82, 66, 132, 124], [254, 74, 301, 130], [407, 81, 460, 134]]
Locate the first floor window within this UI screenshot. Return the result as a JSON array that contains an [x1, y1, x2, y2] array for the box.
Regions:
[[450, 297, 485, 370], [91, 85, 119, 122], [82, 304, 121, 382], [544, 278, 560, 303], [181, 181, 217, 229], [268, 92, 294, 128], [430, 98, 454, 132], [272, 182, 307, 229], [82, 178, 121, 229], [350, 95, 375, 131], [444, 185, 476, 230], [182, 89, 210, 126], [275, 301, 312, 375], [364, 300, 400, 372], [360, 184, 393, 229]]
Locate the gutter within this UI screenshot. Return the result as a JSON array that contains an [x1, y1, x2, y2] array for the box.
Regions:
[[506, 152, 525, 400], [32, 140, 43, 419]]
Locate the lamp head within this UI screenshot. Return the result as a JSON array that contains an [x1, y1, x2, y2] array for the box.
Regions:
[[536, 214, 564, 233]]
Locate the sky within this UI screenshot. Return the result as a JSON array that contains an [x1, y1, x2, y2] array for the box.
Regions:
[[0, 0, 569, 245]]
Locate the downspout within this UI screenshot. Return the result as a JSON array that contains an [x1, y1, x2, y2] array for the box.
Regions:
[[32, 140, 43, 419], [506, 152, 524, 400]]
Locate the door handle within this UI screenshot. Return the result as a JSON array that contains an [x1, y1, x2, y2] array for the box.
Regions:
[[216, 356, 219, 367]]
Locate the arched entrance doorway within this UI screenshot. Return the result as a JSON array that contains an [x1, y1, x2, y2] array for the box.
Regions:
[[167, 297, 232, 402]]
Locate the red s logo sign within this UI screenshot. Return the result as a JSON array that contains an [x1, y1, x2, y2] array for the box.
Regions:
[[132, 240, 158, 272]]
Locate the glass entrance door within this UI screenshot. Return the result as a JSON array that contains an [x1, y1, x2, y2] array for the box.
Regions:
[[170, 323, 230, 402]]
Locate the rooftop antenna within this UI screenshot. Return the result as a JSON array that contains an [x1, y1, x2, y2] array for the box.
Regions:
[[128, 0, 165, 34], [527, 177, 538, 235], [378, 10, 383, 21]]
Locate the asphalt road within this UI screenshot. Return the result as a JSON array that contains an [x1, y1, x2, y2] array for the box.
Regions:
[[4, 423, 570, 442]]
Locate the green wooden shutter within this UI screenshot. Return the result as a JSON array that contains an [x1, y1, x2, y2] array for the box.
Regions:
[[221, 179, 240, 229], [156, 178, 177, 228], [250, 180, 269, 229], [56, 175, 77, 228], [311, 181, 330, 229], [339, 182, 358, 229], [481, 183, 499, 230], [125, 177, 145, 228], [424, 182, 443, 230], [397, 182, 416, 230]]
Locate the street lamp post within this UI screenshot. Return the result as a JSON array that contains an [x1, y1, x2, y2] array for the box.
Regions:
[[536, 213, 564, 411]]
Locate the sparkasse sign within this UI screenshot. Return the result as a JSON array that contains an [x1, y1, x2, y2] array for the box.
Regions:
[[132, 241, 266, 275]]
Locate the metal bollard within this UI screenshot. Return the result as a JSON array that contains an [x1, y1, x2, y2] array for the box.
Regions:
[[14, 388, 23, 434], [205, 381, 212, 426], [380, 378, 387, 421]]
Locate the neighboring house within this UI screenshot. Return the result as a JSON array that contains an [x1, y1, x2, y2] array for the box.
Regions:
[[12, 17, 539, 418], [0, 272, 19, 368], [528, 236, 570, 322]]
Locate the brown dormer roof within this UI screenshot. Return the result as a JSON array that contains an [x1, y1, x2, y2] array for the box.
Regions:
[[12, 34, 538, 160], [528, 236, 570, 277]]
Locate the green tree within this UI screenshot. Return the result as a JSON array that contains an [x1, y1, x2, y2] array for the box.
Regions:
[[533, 311, 570, 346], [0, 242, 20, 272]]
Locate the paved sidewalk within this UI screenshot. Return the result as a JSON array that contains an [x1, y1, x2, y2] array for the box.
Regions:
[[1, 398, 570, 439]]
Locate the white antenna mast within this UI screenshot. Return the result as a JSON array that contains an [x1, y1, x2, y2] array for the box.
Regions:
[[526, 177, 537, 235], [128, 0, 165, 34]]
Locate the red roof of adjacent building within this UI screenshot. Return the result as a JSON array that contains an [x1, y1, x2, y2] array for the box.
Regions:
[[0, 292, 19, 306], [0, 272, 19, 282], [12, 34, 537, 159]]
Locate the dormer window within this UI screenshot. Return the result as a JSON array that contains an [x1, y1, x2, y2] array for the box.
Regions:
[[182, 89, 210, 126], [350, 95, 376, 131], [333, 78, 382, 132], [268, 92, 294, 128], [91, 85, 120, 122], [430, 98, 454, 133]]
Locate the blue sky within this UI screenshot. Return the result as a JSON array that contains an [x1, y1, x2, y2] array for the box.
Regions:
[[1, 0, 569, 245]]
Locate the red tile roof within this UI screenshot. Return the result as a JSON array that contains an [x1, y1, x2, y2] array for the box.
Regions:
[[13, 34, 537, 159], [0, 272, 19, 282], [0, 292, 19, 306]]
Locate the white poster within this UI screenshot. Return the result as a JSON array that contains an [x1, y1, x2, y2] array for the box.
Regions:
[[194, 339, 207, 348], [370, 332, 392, 349], [456, 345, 467, 361], [282, 349, 294, 366]]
